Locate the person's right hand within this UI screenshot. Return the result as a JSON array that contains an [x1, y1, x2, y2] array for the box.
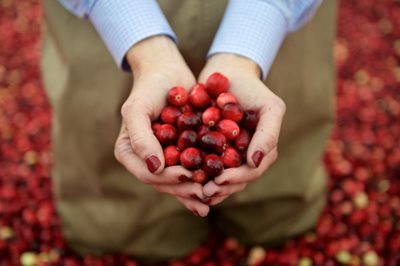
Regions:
[[114, 36, 210, 217]]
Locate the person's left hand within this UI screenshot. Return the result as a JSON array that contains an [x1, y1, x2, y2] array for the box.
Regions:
[[197, 53, 286, 205]]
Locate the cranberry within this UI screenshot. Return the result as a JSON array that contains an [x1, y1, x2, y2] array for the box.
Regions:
[[192, 169, 208, 184], [200, 131, 227, 154], [160, 106, 182, 124], [222, 103, 243, 123], [205, 72, 229, 98], [177, 130, 197, 151], [202, 107, 221, 128], [234, 129, 250, 151], [189, 83, 211, 109], [155, 124, 177, 146], [180, 147, 203, 170], [222, 147, 242, 168], [167, 86, 188, 107], [197, 125, 210, 141], [243, 110, 259, 131], [176, 112, 201, 131], [203, 154, 224, 177], [216, 92, 237, 109], [151, 122, 161, 134], [163, 145, 180, 166], [217, 119, 240, 140]]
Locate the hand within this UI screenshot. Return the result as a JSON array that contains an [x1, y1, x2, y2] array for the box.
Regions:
[[114, 36, 209, 217], [198, 53, 286, 205]]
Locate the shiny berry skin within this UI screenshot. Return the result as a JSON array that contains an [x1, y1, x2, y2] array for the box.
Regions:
[[151, 122, 161, 134], [160, 106, 182, 124], [203, 154, 224, 177], [234, 129, 250, 151], [205, 72, 229, 98], [189, 83, 211, 109], [222, 147, 242, 168], [202, 107, 221, 128], [176, 112, 201, 131], [192, 169, 208, 185], [217, 119, 240, 140], [200, 131, 227, 154], [163, 145, 180, 166], [216, 92, 237, 109], [177, 130, 197, 151], [222, 103, 243, 123], [180, 147, 203, 170], [197, 125, 210, 141], [180, 103, 194, 113], [243, 110, 259, 131], [155, 124, 177, 146], [167, 86, 188, 107]]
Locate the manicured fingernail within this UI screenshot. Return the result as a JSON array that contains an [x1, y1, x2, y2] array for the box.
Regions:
[[192, 210, 200, 217], [252, 150, 264, 168], [220, 181, 230, 185], [178, 175, 190, 182], [190, 194, 201, 201], [203, 198, 212, 205], [146, 155, 161, 173], [210, 192, 220, 197]]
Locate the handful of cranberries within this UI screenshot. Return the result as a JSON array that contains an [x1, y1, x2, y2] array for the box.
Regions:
[[152, 72, 259, 184]]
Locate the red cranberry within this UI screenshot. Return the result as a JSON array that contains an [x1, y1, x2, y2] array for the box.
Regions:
[[243, 110, 259, 131], [155, 124, 177, 146], [176, 112, 201, 131], [197, 125, 210, 141], [160, 106, 182, 124], [222, 147, 242, 168], [163, 145, 180, 166], [200, 131, 227, 154], [151, 122, 161, 134], [180, 147, 203, 170], [180, 103, 194, 113], [217, 119, 240, 140], [167, 86, 188, 107], [189, 83, 211, 109], [234, 129, 250, 151], [222, 103, 243, 123], [203, 154, 224, 177], [177, 130, 197, 151], [206, 72, 229, 98], [202, 107, 221, 128], [192, 169, 208, 184], [216, 92, 237, 109]]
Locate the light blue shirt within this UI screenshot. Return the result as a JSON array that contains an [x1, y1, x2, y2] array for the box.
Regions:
[[58, 0, 321, 79]]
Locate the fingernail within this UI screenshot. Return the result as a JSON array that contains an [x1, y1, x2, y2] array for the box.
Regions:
[[192, 210, 200, 217], [203, 198, 212, 205], [190, 194, 201, 201], [252, 150, 264, 168], [146, 155, 161, 173], [220, 181, 230, 185], [210, 192, 220, 197], [178, 175, 190, 182]]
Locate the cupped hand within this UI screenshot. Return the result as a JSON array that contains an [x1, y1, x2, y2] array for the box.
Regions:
[[114, 36, 209, 216], [198, 53, 286, 206]]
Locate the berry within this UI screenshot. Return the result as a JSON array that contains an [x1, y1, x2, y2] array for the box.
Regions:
[[160, 106, 182, 124], [222, 103, 243, 123], [167, 86, 188, 107], [205, 72, 229, 98], [177, 130, 197, 151], [203, 154, 224, 177], [197, 125, 210, 141], [155, 124, 177, 146], [163, 146, 180, 166], [222, 147, 242, 168], [189, 83, 211, 109], [235, 129, 250, 151], [176, 112, 201, 131], [180, 103, 194, 113], [180, 147, 203, 170], [217, 119, 240, 140], [216, 92, 237, 109], [151, 122, 161, 134], [202, 107, 221, 128], [200, 131, 227, 154], [192, 169, 208, 184], [243, 110, 259, 131]]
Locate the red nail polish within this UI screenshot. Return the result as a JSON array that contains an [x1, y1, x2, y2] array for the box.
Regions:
[[220, 181, 230, 185], [252, 150, 264, 168], [146, 155, 161, 173], [210, 192, 220, 197], [203, 198, 212, 205], [190, 194, 200, 201], [178, 175, 190, 182], [192, 210, 200, 217]]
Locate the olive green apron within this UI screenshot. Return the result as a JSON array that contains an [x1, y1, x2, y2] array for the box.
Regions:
[[41, 0, 337, 262]]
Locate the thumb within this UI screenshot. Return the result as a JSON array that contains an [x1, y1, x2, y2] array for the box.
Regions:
[[121, 100, 165, 174]]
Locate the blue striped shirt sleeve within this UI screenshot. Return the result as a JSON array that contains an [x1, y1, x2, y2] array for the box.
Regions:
[[208, 0, 322, 79]]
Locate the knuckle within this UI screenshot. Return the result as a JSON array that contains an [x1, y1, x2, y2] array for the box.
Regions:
[[271, 96, 286, 114], [120, 103, 132, 118], [129, 131, 145, 154], [265, 133, 279, 149]]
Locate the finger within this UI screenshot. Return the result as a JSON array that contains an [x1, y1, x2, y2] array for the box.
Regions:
[[246, 98, 286, 168], [176, 197, 210, 217], [207, 195, 229, 206], [202, 180, 247, 197], [214, 148, 278, 185], [121, 99, 165, 174], [153, 182, 208, 201]]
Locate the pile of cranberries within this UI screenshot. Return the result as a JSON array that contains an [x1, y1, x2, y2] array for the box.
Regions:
[[152, 73, 258, 184]]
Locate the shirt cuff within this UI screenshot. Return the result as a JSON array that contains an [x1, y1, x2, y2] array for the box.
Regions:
[[89, 0, 177, 70], [208, 0, 288, 80]]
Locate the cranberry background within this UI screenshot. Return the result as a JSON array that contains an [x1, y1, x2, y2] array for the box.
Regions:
[[0, 0, 399, 265]]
